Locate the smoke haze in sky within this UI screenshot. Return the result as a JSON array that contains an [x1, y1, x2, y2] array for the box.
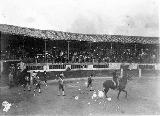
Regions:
[[0, 0, 159, 37]]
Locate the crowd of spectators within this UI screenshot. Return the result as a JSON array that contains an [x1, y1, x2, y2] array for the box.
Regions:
[[1, 40, 159, 64]]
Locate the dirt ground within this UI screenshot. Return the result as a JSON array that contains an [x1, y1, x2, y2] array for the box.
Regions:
[[0, 76, 160, 116]]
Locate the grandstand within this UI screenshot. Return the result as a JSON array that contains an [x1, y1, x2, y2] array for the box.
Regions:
[[0, 24, 159, 80]]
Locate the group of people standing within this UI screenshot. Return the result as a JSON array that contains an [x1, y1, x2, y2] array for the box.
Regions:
[[8, 65, 120, 96], [23, 71, 48, 93], [8, 68, 48, 93], [8, 68, 66, 95]]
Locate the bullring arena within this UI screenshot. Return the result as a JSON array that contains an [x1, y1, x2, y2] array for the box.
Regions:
[[0, 24, 160, 115]]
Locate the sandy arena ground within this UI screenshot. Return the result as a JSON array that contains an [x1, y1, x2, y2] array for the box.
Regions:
[[0, 76, 160, 116]]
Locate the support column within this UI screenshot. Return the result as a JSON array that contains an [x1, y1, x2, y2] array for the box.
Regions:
[[45, 39, 47, 63], [67, 41, 70, 63]]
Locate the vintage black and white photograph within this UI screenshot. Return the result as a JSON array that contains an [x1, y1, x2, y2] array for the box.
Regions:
[[0, 0, 159, 115]]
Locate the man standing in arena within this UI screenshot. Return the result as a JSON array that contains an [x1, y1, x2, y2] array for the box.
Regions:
[[23, 74, 31, 91], [9, 72, 13, 88], [112, 70, 119, 89], [31, 71, 37, 85], [87, 74, 94, 91], [34, 75, 41, 93], [58, 72, 65, 96]]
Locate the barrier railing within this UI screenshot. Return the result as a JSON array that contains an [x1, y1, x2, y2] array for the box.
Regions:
[[138, 64, 155, 70], [49, 65, 66, 69], [26, 65, 43, 70], [24, 63, 159, 72]]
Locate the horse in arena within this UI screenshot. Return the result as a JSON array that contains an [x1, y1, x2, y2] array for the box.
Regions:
[[103, 70, 132, 100]]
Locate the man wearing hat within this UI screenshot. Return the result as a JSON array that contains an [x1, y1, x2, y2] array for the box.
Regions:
[[87, 74, 94, 91], [112, 70, 119, 89], [58, 72, 65, 96]]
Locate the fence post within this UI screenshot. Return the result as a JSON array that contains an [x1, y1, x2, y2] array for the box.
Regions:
[[1, 61, 3, 73], [120, 68, 123, 78], [139, 68, 142, 78]]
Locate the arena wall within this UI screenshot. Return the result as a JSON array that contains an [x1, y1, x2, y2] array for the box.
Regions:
[[1, 61, 159, 82], [25, 63, 158, 71], [25, 63, 159, 80]]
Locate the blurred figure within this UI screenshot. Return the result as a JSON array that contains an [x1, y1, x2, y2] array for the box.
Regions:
[[8, 72, 13, 88]]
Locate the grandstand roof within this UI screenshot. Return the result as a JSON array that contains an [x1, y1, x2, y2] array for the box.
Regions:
[[0, 24, 159, 44]]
